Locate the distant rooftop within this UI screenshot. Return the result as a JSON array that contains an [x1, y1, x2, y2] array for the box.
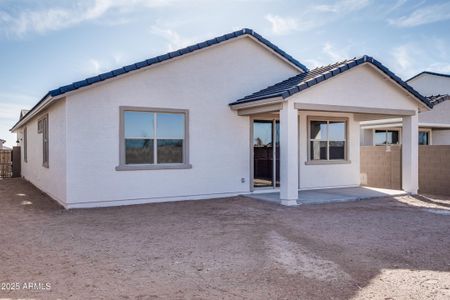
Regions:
[[407, 71, 450, 82], [427, 94, 450, 106]]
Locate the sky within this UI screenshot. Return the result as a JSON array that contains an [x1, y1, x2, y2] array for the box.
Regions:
[[1, 0, 450, 147]]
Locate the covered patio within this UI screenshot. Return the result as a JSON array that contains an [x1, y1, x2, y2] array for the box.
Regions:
[[230, 56, 433, 206], [244, 186, 407, 205]]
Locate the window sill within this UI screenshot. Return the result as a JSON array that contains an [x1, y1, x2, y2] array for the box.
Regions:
[[305, 160, 351, 165], [115, 163, 192, 171]]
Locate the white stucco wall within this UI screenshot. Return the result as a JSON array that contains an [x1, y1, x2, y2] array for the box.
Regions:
[[293, 64, 422, 110], [419, 100, 450, 124], [431, 129, 450, 145], [17, 99, 67, 205], [64, 36, 300, 207], [360, 128, 374, 146], [408, 74, 450, 96]]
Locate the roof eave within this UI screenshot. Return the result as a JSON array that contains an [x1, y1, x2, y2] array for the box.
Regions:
[[278, 58, 433, 110], [229, 96, 285, 110], [10, 93, 56, 132]]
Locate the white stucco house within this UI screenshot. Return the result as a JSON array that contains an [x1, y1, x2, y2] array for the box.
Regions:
[[361, 71, 450, 146], [11, 29, 432, 209]]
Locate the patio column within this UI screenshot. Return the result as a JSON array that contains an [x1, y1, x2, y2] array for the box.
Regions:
[[279, 100, 298, 205], [402, 113, 419, 194]]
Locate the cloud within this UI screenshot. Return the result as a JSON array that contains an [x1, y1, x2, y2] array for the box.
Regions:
[[389, 2, 450, 27], [85, 53, 128, 75], [265, 14, 300, 35], [322, 42, 350, 61], [265, 0, 370, 35], [150, 26, 197, 51], [0, 98, 34, 147], [391, 45, 412, 72], [387, 43, 450, 79], [313, 0, 370, 13], [0, 0, 173, 37]]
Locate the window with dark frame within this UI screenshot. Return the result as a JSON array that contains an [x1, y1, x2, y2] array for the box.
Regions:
[[374, 129, 399, 145], [123, 109, 187, 166], [309, 118, 347, 161], [38, 115, 49, 168]]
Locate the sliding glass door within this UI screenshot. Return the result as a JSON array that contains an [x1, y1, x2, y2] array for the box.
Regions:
[[253, 120, 280, 188]]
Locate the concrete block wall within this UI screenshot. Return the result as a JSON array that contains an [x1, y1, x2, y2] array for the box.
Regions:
[[360, 145, 402, 190], [419, 145, 450, 195]]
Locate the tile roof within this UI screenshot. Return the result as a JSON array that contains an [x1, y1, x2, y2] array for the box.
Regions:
[[230, 55, 433, 109], [46, 28, 307, 99], [12, 28, 308, 131], [427, 94, 450, 106], [407, 71, 450, 82]]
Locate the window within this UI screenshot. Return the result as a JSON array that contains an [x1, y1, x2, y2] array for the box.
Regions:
[[419, 130, 430, 145], [24, 127, 27, 163], [309, 118, 347, 161], [117, 107, 190, 170], [374, 130, 399, 145], [38, 115, 49, 168], [37, 119, 43, 133]]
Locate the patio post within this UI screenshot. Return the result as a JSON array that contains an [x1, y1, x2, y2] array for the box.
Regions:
[[279, 100, 298, 205], [402, 113, 419, 194]]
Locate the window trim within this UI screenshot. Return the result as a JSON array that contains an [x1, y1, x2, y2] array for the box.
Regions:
[[116, 106, 191, 171], [373, 129, 401, 146], [306, 116, 350, 165], [38, 114, 49, 168]]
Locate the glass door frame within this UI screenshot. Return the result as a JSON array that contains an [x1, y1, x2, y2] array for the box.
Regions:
[[250, 117, 280, 191]]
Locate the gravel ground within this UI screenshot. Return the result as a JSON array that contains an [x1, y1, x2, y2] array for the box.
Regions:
[[1, 178, 449, 299]]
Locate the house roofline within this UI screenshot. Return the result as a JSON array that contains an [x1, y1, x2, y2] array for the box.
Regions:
[[11, 28, 308, 132], [406, 71, 450, 82]]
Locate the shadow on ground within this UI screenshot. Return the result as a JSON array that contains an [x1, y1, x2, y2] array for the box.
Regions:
[[1, 178, 449, 299]]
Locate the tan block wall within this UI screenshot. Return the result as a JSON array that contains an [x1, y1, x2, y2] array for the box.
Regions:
[[419, 145, 450, 195], [360, 146, 402, 190], [361, 145, 450, 195]]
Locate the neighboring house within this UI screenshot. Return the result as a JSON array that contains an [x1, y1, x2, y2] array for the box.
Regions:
[[361, 71, 450, 146], [20, 109, 30, 120], [0, 139, 5, 149], [10, 29, 431, 209]]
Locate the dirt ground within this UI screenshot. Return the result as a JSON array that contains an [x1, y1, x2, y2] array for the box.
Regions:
[[1, 178, 449, 300]]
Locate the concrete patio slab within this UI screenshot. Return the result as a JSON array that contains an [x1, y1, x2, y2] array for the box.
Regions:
[[244, 186, 407, 205]]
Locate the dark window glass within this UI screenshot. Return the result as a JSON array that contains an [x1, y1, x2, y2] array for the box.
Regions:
[[124, 112, 154, 138], [157, 139, 183, 163], [125, 139, 154, 164], [123, 111, 186, 165], [374, 130, 386, 145], [387, 130, 399, 144], [375, 130, 399, 145], [328, 121, 345, 140], [310, 120, 346, 160], [310, 121, 327, 140], [310, 141, 327, 160], [419, 131, 429, 145], [253, 121, 273, 146], [329, 141, 345, 160], [157, 113, 184, 139]]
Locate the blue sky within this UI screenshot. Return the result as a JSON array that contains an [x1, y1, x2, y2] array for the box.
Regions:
[[1, 0, 450, 147]]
